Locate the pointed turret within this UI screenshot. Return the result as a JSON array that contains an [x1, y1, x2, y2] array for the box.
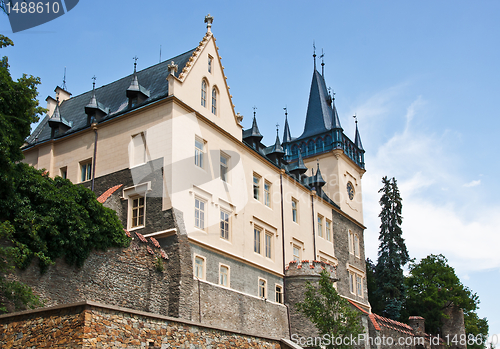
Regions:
[[48, 101, 72, 138], [127, 57, 150, 107], [298, 70, 333, 139], [288, 150, 308, 180], [267, 130, 285, 166], [282, 109, 292, 144], [354, 120, 363, 151], [85, 77, 109, 124], [307, 162, 326, 192], [331, 97, 342, 130], [242, 109, 264, 150]]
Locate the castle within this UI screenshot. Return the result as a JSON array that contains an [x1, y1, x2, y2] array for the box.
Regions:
[[0, 15, 462, 349]]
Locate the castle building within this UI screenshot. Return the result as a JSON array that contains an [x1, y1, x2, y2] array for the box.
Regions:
[[20, 15, 368, 339]]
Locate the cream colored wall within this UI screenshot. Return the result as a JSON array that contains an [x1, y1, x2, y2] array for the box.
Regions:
[[303, 150, 364, 225], [23, 148, 38, 169], [174, 34, 242, 141]]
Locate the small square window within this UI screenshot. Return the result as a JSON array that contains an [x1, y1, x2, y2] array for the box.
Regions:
[[264, 181, 271, 207], [80, 160, 92, 182], [195, 138, 204, 168], [60, 167, 67, 179], [194, 256, 205, 279], [259, 278, 267, 298], [219, 265, 229, 287], [220, 210, 229, 240], [275, 285, 283, 304], [254, 227, 261, 254], [195, 197, 206, 230]]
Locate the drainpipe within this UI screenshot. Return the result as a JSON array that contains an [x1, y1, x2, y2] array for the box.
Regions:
[[91, 122, 98, 192], [311, 190, 317, 260]]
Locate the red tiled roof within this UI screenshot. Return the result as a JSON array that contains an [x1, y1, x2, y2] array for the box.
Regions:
[[372, 313, 414, 333], [97, 184, 123, 203], [347, 299, 381, 331]]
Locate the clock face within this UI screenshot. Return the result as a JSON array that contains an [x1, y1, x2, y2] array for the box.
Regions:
[[347, 182, 355, 200]]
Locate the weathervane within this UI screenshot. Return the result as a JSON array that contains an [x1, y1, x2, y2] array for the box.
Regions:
[[92, 75, 96, 89], [252, 105, 257, 118], [62, 67, 67, 91], [133, 56, 138, 72], [313, 40, 317, 69]]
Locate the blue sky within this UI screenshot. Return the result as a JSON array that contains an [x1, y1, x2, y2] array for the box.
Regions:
[[2, 0, 499, 338]]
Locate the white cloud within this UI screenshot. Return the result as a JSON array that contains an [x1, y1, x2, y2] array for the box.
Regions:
[[360, 91, 500, 274], [463, 180, 481, 187]]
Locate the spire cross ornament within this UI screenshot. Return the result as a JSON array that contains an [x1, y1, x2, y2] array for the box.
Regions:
[[283, 107, 288, 118], [92, 75, 96, 89], [353, 114, 358, 124], [276, 123, 280, 134], [252, 106, 257, 118], [313, 41, 317, 69], [320, 49, 325, 75], [133, 56, 138, 71]]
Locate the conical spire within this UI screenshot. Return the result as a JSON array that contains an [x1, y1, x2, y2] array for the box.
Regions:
[[270, 130, 284, 154], [249, 112, 263, 140], [299, 70, 333, 139], [127, 57, 150, 101], [310, 161, 326, 191], [282, 108, 292, 144], [85, 76, 109, 119], [354, 119, 364, 151], [288, 150, 308, 178]]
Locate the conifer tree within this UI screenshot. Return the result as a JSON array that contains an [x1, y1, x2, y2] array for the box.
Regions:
[[375, 176, 409, 320]]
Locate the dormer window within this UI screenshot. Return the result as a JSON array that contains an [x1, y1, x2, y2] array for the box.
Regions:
[[130, 97, 138, 108]]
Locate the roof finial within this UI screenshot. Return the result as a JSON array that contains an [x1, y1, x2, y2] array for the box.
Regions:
[[320, 49, 325, 76], [353, 114, 357, 124], [283, 106, 288, 119], [92, 75, 96, 90], [133, 56, 138, 73], [205, 14, 214, 33], [62, 66, 67, 91], [253, 105, 257, 118], [276, 123, 280, 135], [313, 41, 317, 70]]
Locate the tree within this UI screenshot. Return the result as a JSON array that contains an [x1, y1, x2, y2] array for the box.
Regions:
[[0, 36, 130, 312], [295, 270, 363, 349], [403, 254, 486, 342], [365, 258, 384, 315], [375, 176, 409, 320]]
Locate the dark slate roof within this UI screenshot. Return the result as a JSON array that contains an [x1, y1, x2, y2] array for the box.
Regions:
[[268, 133, 284, 155], [298, 69, 335, 140], [286, 150, 307, 174], [331, 99, 342, 129], [242, 116, 263, 140], [26, 48, 196, 146], [354, 122, 364, 151]]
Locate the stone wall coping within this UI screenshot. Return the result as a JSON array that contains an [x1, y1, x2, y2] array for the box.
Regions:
[[0, 300, 288, 342]]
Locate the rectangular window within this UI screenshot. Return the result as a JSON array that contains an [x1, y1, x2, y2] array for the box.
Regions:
[[292, 198, 298, 223], [293, 245, 301, 262], [349, 272, 355, 294], [195, 197, 206, 230], [254, 227, 261, 254], [349, 231, 354, 254], [220, 210, 229, 240], [253, 174, 260, 200], [131, 133, 146, 167], [194, 256, 205, 279], [60, 167, 67, 179], [317, 214, 323, 238], [265, 232, 272, 259], [220, 153, 228, 182], [131, 196, 145, 228], [259, 278, 266, 298], [80, 161, 92, 182], [219, 265, 229, 287], [354, 234, 360, 257], [195, 138, 204, 168], [264, 181, 271, 207], [275, 285, 283, 304], [208, 55, 212, 73], [356, 275, 363, 297], [326, 220, 332, 242]]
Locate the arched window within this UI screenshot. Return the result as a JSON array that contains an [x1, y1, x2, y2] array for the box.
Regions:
[[201, 80, 207, 107], [300, 143, 306, 154], [307, 140, 315, 154], [316, 137, 323, 151], [324, 135, 332, 146], [211, 87, 217, 115], [292, 145, 299, 156]]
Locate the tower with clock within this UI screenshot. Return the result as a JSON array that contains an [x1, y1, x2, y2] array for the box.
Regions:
[[282, 55, 365, 225]]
